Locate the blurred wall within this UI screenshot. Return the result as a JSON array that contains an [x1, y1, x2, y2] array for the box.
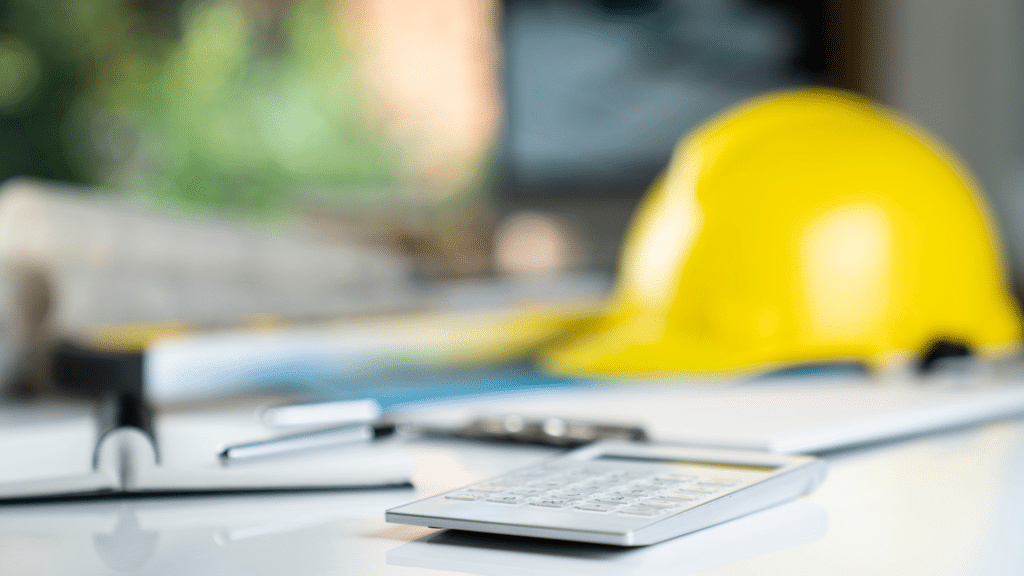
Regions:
[[874, 0, 1024, 289]]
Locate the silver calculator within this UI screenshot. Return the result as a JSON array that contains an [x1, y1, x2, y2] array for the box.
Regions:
[[386, 441, 826, 546]]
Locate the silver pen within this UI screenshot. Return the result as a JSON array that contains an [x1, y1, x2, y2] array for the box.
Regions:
[[260, 398, 382, 428], [219, 422, 397, 464]]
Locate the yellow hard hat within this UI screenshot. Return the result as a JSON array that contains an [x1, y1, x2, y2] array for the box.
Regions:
[[541, 88, 1022, 376]]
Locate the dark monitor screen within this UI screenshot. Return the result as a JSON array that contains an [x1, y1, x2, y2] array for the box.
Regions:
[[498, 0, 837, 201]]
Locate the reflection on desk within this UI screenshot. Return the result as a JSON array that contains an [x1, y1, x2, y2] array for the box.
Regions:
[[0, 489, 416, 574], [1, 421, 1024, 575]]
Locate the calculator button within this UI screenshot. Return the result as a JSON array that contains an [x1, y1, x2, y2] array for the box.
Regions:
[[630, 483, 674, 491], [609, 488, 659, 497], [699, 478, 741, 487], [700, 475, 741, 483], [673, 486, 721, 494], [444, 492, 483, 501], [619, 506, 665, 516], [506, 471, 551, 480], [591, 493, 631, 501], [635, 481, 672, 487], [527, 481, 566, 489], [591, 496, 638, 505], [693, 482, 733, 491], [573, 502, 619, 512], [530, 498, 575, 509], [605, 471, 647, 480], [505, 487, 547, 495], [661, 492, 706, 502], [641, 499, 685, 508], [466, 484, 510, 493], [572, 483, 619, 492], [653, 474, 696, 483], [550, 491, 589, 499], [485, 494, 528, 504], [581, 476, 621, 483]]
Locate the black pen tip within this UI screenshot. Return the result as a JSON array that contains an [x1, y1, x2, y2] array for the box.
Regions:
[[373, 422, 397, 440]]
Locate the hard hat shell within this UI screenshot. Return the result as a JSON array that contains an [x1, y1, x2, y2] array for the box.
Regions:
[[541, 89, 1022, 376]]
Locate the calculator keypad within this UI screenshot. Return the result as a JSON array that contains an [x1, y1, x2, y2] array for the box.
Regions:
[[444, 463, 742, 516]]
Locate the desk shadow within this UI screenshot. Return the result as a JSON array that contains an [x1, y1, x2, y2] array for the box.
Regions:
[[387, 500, 827, 576], [403, 529, 626, 560]]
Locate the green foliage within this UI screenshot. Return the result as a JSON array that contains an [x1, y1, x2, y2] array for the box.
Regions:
[[0, 0, 398, 216]]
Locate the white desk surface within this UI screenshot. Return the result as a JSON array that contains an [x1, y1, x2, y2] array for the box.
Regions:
[[2, 418, 1024, 575]]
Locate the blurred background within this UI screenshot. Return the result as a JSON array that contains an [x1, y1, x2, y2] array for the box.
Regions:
[[0, 0, 1022, 400]]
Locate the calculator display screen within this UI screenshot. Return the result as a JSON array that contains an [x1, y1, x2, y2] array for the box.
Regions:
[[595, 454, 780, 473]]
